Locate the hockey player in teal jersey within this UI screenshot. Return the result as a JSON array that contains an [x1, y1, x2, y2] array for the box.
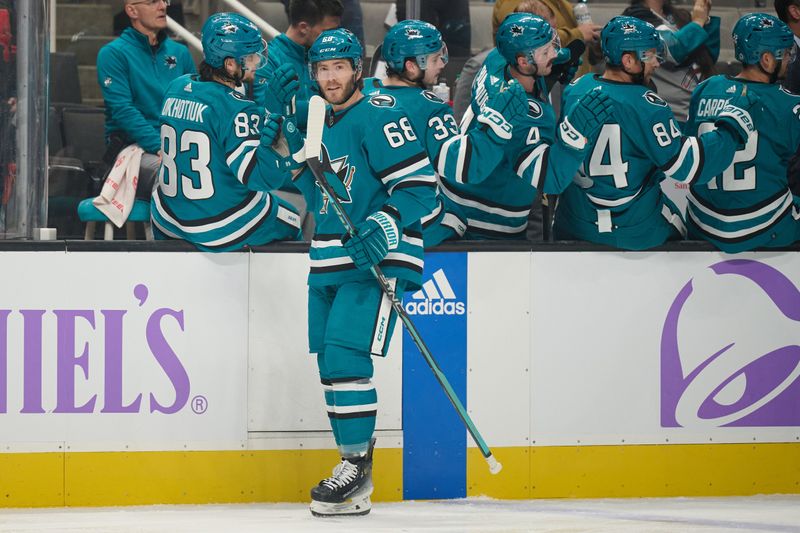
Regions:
[[685, 13, 800, 252], [252, 0, 342, 127], [294, 28, 436, 517], [438, 13, 616, 239], [553, 16, 761, 250], [363, 20, 513, 246], [151, 13, 303, 251]]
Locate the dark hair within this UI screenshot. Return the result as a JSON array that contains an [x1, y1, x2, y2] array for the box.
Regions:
[[775, 0, 800, 23], [623, 0, 716, 79], [288, 0, 343, 26]]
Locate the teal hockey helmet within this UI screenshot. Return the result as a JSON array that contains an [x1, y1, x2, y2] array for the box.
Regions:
[[382, 20, 448, 72], [733, 13, 794, 64], [308, 28, 364, 78], [601, 16, 664, 66], [496, 13, 556, 67], [201, 12, 266, 69]]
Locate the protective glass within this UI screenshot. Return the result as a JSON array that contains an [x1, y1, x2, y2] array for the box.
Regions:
[[312, 59, 356, 81], [242, 51, 267, 72], [638, 48, 664, 64], [533, 34, 561, 67], [779, 46, 795, 62], [419, 44, 449, 70]]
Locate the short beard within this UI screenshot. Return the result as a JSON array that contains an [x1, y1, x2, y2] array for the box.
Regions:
[[324, 77, 357, 105]]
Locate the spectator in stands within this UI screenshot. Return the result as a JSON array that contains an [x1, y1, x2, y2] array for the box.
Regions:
[[396, 0, 471, 57], [96, 0, 195, 200], [255, 0, 342, 128], [776, 0, 800, 93], [623, 0, 718, 124], [492, 0, 601, 79], [113, 0, 185, 36]]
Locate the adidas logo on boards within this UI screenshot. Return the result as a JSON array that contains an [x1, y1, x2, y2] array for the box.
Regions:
[[405, 268, 466, 316]]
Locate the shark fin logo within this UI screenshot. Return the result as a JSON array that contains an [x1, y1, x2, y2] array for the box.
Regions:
[[317, 143, 355, 214], [661, 259, 800, 428]]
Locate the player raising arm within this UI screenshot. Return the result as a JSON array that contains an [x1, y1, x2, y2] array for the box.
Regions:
[[150, 13, 303, 251], [685, 13, 800, 252], [553, 16, 761, 250], [438, 13, 615, 240]]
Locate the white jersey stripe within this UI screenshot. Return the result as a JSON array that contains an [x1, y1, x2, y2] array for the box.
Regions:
[[381, 157, 432, 184], [226, 140, 260, 166], [687, 190, 792, 223], [467, 218, 528, 234], [440, 184, 530, 217], [687, 196, 793, 239], [153, 189, 267, 234]]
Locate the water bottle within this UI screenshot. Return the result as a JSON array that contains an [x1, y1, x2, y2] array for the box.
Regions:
[[432, 82, 451, 104], [573, 1, 592, 25]]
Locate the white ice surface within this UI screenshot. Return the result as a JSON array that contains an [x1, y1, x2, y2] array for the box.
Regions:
[[0, 495, 798, 533]]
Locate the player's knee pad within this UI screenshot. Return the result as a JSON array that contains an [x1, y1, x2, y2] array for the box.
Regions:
[[318, 344, 374, 381]]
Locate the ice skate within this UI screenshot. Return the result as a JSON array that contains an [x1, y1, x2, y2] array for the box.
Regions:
[[310, 439, 375, 517]]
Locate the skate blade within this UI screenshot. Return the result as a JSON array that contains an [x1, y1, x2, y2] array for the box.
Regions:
[[310, 496, 372, 517]]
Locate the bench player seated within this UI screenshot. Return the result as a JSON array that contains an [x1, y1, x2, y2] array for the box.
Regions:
[[553, 16, 761, 250], [685, 13, 800, 253], [151, 13, 303, 251], [438, 13, 615, 240]]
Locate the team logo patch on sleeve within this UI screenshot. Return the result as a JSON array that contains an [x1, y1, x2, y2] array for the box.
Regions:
[[164, 56, 178, 69], [527, 100, 543, 118], [369, 94, 396, 108], [643, 91, 668, 107], [422, 90, 444, 104]]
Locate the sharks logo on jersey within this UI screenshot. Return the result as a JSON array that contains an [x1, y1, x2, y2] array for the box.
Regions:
[[165, 56, 178, 69], [422, 90, 444, 104], [643, 91, 668, 107], [318, 143, 356, 214], [527, 100, 543, 119], [369, 94, 396, 108]]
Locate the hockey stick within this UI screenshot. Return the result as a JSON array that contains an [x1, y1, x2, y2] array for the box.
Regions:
[[304, 95, 502, 475]]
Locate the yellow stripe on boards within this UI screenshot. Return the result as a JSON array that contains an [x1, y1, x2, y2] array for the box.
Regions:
[[467, 443, 800, 499], [0, 452, 65, 507], [0, 448, 402, 508]]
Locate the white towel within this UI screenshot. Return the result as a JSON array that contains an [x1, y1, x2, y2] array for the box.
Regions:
[[92, 144, 144, 228]]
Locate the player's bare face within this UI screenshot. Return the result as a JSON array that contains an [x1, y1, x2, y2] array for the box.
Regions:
[[316, 59, 359, 105]]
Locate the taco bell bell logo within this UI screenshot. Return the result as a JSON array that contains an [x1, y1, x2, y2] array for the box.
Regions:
[[661, 259, 800, 428]]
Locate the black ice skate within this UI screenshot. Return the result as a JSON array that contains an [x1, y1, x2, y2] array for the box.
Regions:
[[310, 438, 375, 517]]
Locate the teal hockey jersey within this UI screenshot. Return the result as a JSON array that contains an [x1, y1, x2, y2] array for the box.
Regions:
[[439, 49, 587, 239], [362, 77, 509, 246], [151, 74, 301, 252], [293, 94, 437, 288], [684, 75, 800, 252], [554, 74, 744, 250]]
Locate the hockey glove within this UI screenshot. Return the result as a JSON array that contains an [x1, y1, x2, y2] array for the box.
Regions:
[[550, 40, 586, 85], [558, 89, 614, 151], [714, 89, 759, 146], [260, 112, 282, 146], [478, 80, 528, 142], [268, 63, 300, 115], [261, 114, 304, 171], [282, 114, 306, 167], [341, 211, 400, 271]]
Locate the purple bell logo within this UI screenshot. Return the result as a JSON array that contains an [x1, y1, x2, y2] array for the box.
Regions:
[[661, 259, 800, 428]]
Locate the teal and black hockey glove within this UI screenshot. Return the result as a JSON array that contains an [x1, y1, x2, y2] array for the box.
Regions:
[[478, 79, 528, 142], [341, 211, 399, 271], [558, 89, 614, 150], [268, 63, 300, 115]]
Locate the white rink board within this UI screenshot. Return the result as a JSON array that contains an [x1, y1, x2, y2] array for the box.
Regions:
[[466, 252, 531, 448], [0, 252, 249, 451], [531, 251, 800, 446], [247, 254, 403, 434]]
